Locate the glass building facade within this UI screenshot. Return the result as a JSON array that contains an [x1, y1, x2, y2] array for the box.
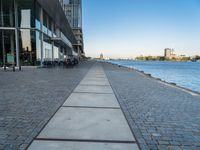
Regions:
[[0, 0, 77, 67], [62, 0, 84, 57], [62, 0, 82, 28]]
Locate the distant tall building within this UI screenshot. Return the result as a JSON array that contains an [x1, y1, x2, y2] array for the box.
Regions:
[[164, 48, 176, 59], [100, 53, 104, 60], [62, 0, 84, 57], [164, 48, 172, 57]]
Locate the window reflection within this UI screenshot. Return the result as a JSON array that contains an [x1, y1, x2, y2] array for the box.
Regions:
[[17, 0, 34, 28], [53, 45, 59, 60], [36, 31, 41, 62], [0, 0, 15, 27], [0, 31, 3, 66], [0, 30, 16, 66], [21, 29, 31, 51], [0, 0, 73, 66], [35, 2, 41, 30], [35, 20, 41, 30], [19, 30, 36, 65], [43, 11, 48, 34], [20, 9, 31, 28], [43, 35, 52, 61]]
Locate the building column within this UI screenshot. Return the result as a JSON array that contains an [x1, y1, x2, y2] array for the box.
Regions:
[[40, 8, 44, 67], [62, 47, 64, 60], [9, 1, 14, 58], [14, 0, 20, 69], [51, 22, 54, 62], [2, 31, 6, 70], [10, 33, 14, 55], [1, 0, 5, 69], [52, 41, 54, 62], [58, 45, 61, 61]]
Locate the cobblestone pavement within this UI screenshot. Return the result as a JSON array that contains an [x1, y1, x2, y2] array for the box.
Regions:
[[102, 62, 200, 150], [0, 61, 92, 150]]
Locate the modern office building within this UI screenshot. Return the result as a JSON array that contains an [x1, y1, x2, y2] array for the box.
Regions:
[[61, 0, 84, 57], [0, 0, 78, 67]]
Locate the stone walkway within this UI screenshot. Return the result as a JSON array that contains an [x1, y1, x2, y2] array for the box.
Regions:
[[0, 62, 92, 150], [28, 64, 139, 150]]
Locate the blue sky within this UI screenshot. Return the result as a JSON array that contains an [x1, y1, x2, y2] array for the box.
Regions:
[[83, 0, 200, 58]]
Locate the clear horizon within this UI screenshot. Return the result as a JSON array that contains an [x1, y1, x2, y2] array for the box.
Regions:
[[83, 0, 200, 58]]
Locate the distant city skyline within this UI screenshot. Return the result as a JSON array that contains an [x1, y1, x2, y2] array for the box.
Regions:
[[83, 0, 200, 58]]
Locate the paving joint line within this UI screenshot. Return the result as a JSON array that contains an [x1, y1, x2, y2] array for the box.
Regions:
[[35, 138, 137, 144], [61, 106, 120, 109], [72, 92, 114, 94], [79, 84, 110, 86]]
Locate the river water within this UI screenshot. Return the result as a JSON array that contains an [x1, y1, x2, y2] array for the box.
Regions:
[[106, 60, 200, 93]]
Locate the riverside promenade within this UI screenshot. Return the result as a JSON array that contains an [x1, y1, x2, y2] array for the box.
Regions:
[[28, 63, 139, 149], [0, 61, 93, 149], [1, 61, 200, 150]]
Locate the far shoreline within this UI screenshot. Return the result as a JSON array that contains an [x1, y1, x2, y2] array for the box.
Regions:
[[104, 59, 200, 63]]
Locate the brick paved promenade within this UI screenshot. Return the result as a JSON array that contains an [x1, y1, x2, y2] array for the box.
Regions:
[[1, 61, 200, 150], [0, 61, 92, 150], [28, 63, 139, 150]]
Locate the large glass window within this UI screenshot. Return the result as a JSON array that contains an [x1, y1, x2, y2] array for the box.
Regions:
[[0, 29, 16, 66], [35, 2, 41, 30], [42, 11, 48, 34], [0, 0, 15, 27], [52, 23, 57, 38], [36, 31, 41, 63], [53, 45, 59, 60], [17, 0, 34, 28], [60, 47, 64, 60], [73, 4, 79, 27], [19, 29, 36, 65], [43, 35, 52, 61], [43, 11, 53, 37], [47, 17, 52, 37], [0, 30, 3, 66]]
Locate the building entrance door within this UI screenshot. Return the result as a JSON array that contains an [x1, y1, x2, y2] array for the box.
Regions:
[[0, 29, 16, 68]]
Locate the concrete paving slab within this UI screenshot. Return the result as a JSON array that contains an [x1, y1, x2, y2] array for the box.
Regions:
[[84, 75, 107, 79], [38, 107, 135, 141], [28, 141, 139, 150], [86, 73, 105, 75], [81, 78, 108, 82], [63, 93, 120, 108], [80, 80, 110, 86], [81, 78, 109, 82], [86, 72, 105, 74], [81, 80, 109, 84], [87, 72, 104, 74], [85, 73, 106, 76], [74, 85, 113, 93]]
